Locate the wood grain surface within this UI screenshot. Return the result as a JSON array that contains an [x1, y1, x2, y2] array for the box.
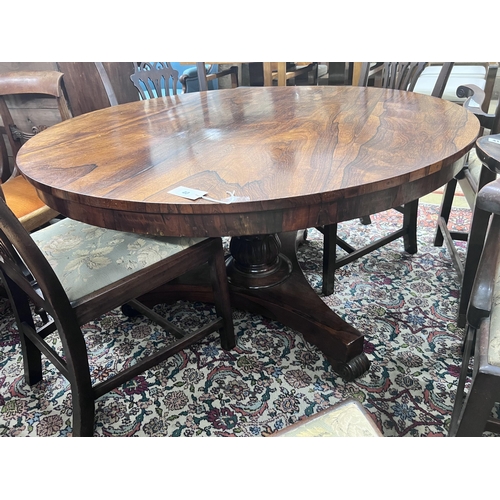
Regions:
[[17, 86, 480, 237], [476, 134, 500, 174]]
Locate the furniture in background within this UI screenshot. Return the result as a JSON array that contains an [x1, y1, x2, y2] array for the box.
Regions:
[[413, 62, 498, 110], [130, 62, 180, 98], [129, 63, 239, 97], [434, 82, 500, 327], [358, 62, 429, 90], [0, 71, 71, 231], [16, 86, 479, 382], [318, 63, 353, 86], [449, 158, 500, 436], [318, 62, 455, 296], [55, 62, 139, 116], [0, 196, 235, 436], [271, 399, 382, 437], [193, 62, 239, 92], [261, 62, 318, 86]]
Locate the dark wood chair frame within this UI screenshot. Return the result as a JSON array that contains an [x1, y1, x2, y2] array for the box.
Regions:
[[434, 80, 500, 327], [357, 61, 429, 90], [130, 63, 239, 98], [130, 62, 180, 99], [193, 63, 239, 92], [0, 197, 235, 436], [318, 62, 455, 295], [449, 175, 500, 436]]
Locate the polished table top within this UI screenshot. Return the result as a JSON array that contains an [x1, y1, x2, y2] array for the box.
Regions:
[[15, 85, 481, 379], [17, 86, 480, 238]]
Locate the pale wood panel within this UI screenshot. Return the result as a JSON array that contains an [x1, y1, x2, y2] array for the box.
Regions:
[[0, 62, 57, 72]]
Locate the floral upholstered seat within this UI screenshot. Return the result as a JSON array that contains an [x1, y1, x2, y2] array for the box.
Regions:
[[272, 399, 382, 437], [31, 218, 205, 303]]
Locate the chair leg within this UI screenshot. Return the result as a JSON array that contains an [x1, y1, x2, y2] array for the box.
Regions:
[[322, 223, 338, 296], [5, 276, 43, 385], [453, 371, 499, 437], [449, 325, 475, 436], [70, 388, 96, 437], [457, 206, 491, 328], [208, 238, 235, 351], [434, 178, 458, 247], [402, 199, 418, 254]]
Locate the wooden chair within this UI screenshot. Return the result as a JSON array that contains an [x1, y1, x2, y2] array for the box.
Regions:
[[0, 71, 71, 231], [358, 61, 429, 90], [449, 174, 500, 436], [262, 62, 319, 87], [130, 63, 239, 98], [192, 63, 239, 92], [0, 196, 235, 436], [413, 62, 498, 108], [319, 62, 454, 295], [130, 62, 180, 99], [56, 62, 140, 115], [434, 84, 500, 327]]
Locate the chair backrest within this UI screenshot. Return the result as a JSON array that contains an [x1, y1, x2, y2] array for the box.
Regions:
[[130, 62, 180, 100], [262, 62, 318, 87], [0, 71, 72, 179], [357, 62, 455, 99], [0, 196, 79, 343], [413, 62, 498, 111], [467, 177, 500, 328], [357, 62, 429, 91]]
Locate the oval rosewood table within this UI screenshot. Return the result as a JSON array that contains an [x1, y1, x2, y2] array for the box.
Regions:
[[16, 86, 480, 380]]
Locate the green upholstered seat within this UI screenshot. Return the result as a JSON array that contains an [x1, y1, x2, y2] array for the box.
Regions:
[[31, 218, 205, 303]]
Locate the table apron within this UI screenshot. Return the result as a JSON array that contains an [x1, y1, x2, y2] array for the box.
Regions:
[[36, 158, 463, 237]]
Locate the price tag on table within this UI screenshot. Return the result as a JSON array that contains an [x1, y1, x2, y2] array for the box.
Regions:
[[168, 186, 208, 200]]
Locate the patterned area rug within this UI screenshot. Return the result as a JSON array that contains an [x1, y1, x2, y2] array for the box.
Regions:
[[0, 203, 474, 437]]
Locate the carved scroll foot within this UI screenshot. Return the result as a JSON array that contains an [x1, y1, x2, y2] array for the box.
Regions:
[[330, 353, 370, 381]]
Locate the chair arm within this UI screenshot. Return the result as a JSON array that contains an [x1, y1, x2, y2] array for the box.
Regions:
[[178, 73, 188, 93], [457, 84, 497, 129], [206, 66, 239, 88], [467, 178, 500, 327], [476, 177, 500, 215], [206, 66, 237, 80]]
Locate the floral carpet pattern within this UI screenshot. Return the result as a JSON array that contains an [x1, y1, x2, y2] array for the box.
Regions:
[[0, 204, 476, 437]]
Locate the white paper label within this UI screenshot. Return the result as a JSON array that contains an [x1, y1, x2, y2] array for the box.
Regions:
[[168, 186, 208, 200]]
